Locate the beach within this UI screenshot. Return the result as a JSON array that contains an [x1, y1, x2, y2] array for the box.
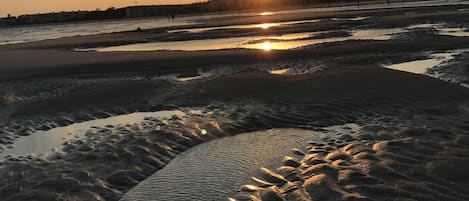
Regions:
[[1, 1, 469, 201]]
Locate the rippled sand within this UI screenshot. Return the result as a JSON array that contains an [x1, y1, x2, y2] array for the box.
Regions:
[[121, 129, 324, 201], [2, 2, 469, 201]]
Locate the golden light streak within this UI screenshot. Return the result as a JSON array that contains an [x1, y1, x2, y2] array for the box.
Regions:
[[262, 41, 272, 51], [257, 23, 277, 29], [259, 11, 274, 16]]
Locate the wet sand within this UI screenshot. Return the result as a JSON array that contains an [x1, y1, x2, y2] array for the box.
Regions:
[[121, 129, 323, 201], [1, 1, 469, 201]]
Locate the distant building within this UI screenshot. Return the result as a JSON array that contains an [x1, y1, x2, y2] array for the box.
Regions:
[[15, 11, 89, 24], [0, 16, 16, 26], [126, 5, 179, 18], [125, 3, 210, 18]]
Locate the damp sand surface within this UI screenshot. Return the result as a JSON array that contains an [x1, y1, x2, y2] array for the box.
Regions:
[[120, 128, 325, 201], [0, 110, 194, 159]]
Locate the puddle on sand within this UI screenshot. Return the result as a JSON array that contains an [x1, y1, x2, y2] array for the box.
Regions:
[[384, 49, 469, 88], [177, 72, 212, 81], [269, 69, 289, 75], [77, 32, 314, 52], [242, 28, 404, 50], [330, 16, 370, 21], [170, 70, 219, 82], [439, 27, 469, 37], [407, 23, 469, 37], [267, 64, 325, 75], [82, 27, 406, 52], [384, 52, 455, 74], [0, 110, 201, 159]]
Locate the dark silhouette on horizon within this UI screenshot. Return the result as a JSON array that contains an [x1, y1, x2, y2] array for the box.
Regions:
[[0, 0, 394, 26]]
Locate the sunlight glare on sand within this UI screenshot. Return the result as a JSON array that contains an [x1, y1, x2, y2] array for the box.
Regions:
[[262, 41, 273, 51]]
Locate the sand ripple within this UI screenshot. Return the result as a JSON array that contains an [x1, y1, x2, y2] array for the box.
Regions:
[[120, 129, 323, 201], [230, 122, 469, 201]]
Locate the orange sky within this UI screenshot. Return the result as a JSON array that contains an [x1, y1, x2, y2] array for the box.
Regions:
[[1, 0, 198, 17]]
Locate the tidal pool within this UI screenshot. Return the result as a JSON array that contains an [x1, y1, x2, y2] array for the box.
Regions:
[[407, 23, 469, 37], [0, 110, 201, 159], [79, 27, 406, 52], [384, 52, 455, 74], [383, 49, 469, 88]]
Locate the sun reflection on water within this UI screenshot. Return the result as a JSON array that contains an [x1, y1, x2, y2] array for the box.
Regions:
[[269, 69, 289, 75], [259, 12, 274, 16], [262, 41, 272, 51], [257, 23, 278, 29]]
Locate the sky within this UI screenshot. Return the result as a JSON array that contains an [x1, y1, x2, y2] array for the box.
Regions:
[[1, 0, 199, 17]]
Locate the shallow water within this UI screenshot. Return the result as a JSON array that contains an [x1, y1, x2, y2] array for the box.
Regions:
[[384, 49, 469, 75], [0, 110, 197, 159], [383, 49, 469, 88], [167, 17, 370, 33], [407, 23, 469, 37], [439, 27, 469, 37], [2, 0, 468, 45], [0, 18, 194, 45], [269, 69, 290, 75], [176, 72, 213, 81], [384, 52, 455, 74], [167, 19, 322, 33], [83, 28, 405, 52], [77, 32, 314, 51], [267, 64, 325, 75]]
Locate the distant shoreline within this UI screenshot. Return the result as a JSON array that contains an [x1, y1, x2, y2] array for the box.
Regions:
[[0, 0, 420, 27]]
